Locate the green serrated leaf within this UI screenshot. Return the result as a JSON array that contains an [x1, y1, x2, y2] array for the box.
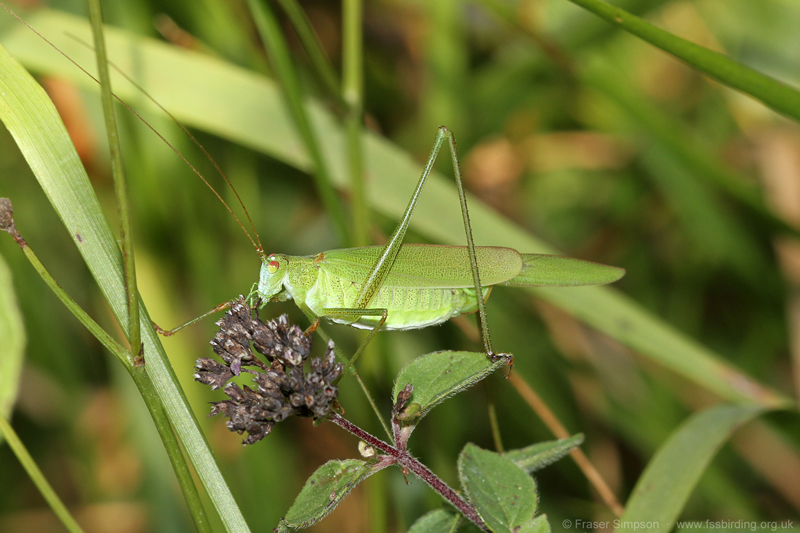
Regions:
[[619, 404, 767, 531], [458, 443, 538, 533], [0, 252, 25, 437], [393, 351, 503, 420], [504, 434, 584, 474], [408, 509, 461, 533], [280, 459, 376, 530]]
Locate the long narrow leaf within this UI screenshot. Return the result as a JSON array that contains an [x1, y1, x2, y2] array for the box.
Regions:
[[565, 0, 800, 122], [87, 0, 140, 354], [0, 41, 249, 533], [0, 416, 85, 533], [246, 0, 349, 244], [0, 253, 25, 432], [619, 404, 767, 530]]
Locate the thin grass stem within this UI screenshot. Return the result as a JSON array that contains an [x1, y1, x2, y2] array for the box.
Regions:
[[508, 373, 624, 517], [128, 365, 213, 533], [0, 205, 128, 361], [565, 0, 800, 122], [487, 402, 504, 453], [342, 0, 368, 247], [246, 0, 350, 245], [1, 202, 213, 531], [275, 0, 342, 106], [0, 416, 86, 533], [87, 0, 140, 355]]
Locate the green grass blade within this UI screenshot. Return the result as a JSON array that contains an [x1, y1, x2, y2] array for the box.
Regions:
[[0, 40, 249, 533], [1, 213, 129, 360], [87, 0, 140, 354], [583, 65, 800, 241], [0, 252, 25, 437], [565, 0, 800, 122], [0, 9, 790, 409], [0, 416, 85, 533], [534, 285, 786, 407], [618, 404, 767, 530], [418, 0, 468, 136], [246, 0, 350, 245], [341, 0, 368, 247], [275, 0, 341, 103]]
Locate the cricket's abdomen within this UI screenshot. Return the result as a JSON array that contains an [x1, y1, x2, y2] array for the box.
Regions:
[[305, 269, 480, 330]]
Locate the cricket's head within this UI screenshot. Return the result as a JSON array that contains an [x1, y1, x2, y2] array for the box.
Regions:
[[257, 253, 290, 300]]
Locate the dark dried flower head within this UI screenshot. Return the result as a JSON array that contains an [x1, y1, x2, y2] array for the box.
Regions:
[[394, 384, 414, 413], [194, 358, 234, 390], [195, 298, 343, 445], [0, 197, 14, 232], [0, 197, 26, 246]]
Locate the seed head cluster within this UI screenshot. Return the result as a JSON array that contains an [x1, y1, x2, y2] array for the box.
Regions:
[[194, 298, 343, 445]]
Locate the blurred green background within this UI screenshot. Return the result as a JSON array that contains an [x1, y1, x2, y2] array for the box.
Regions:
[[0, 0, 799, 531]]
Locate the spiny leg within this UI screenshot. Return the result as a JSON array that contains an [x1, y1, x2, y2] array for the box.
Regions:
[[153, 300, 231, 336], [441, 127, 510, 364], [320, 128, 451, 365], [154, 273, 264, 338], [334, 126, 508, 364], [350, 127, 452, 312], [296, 302, 393, 439]]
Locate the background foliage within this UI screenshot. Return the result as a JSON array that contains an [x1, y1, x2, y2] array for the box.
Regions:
[[0, 0, 799, 531]]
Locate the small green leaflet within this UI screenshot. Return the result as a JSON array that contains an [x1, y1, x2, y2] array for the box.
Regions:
[[518, 514, 551, 533], [277, 459, 376, 531], [408, 509, 461, 533], [393, 351, 504, 420], [504, 434, 584, 474], [458, 443, 540, 533]]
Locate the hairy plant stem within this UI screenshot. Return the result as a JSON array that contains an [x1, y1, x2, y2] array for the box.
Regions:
[[329, 413, 488, 531]]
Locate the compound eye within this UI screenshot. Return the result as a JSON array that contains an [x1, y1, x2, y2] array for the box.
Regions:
[[267, 260, 280, 274]]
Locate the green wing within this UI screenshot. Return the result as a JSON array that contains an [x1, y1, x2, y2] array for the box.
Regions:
[[320, 245, 523, 288], [502, 254, 625, 287]]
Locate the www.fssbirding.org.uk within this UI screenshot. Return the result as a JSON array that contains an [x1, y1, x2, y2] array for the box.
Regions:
[[561, 519, 795, 531]]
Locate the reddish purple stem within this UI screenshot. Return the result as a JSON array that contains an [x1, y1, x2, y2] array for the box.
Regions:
[[329, 413, 488, 531]]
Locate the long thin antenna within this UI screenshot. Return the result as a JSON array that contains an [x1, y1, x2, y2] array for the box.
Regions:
[[2, 4, 265, 258], [77, 39, 265, 257], [110, 71, 264, 254]]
